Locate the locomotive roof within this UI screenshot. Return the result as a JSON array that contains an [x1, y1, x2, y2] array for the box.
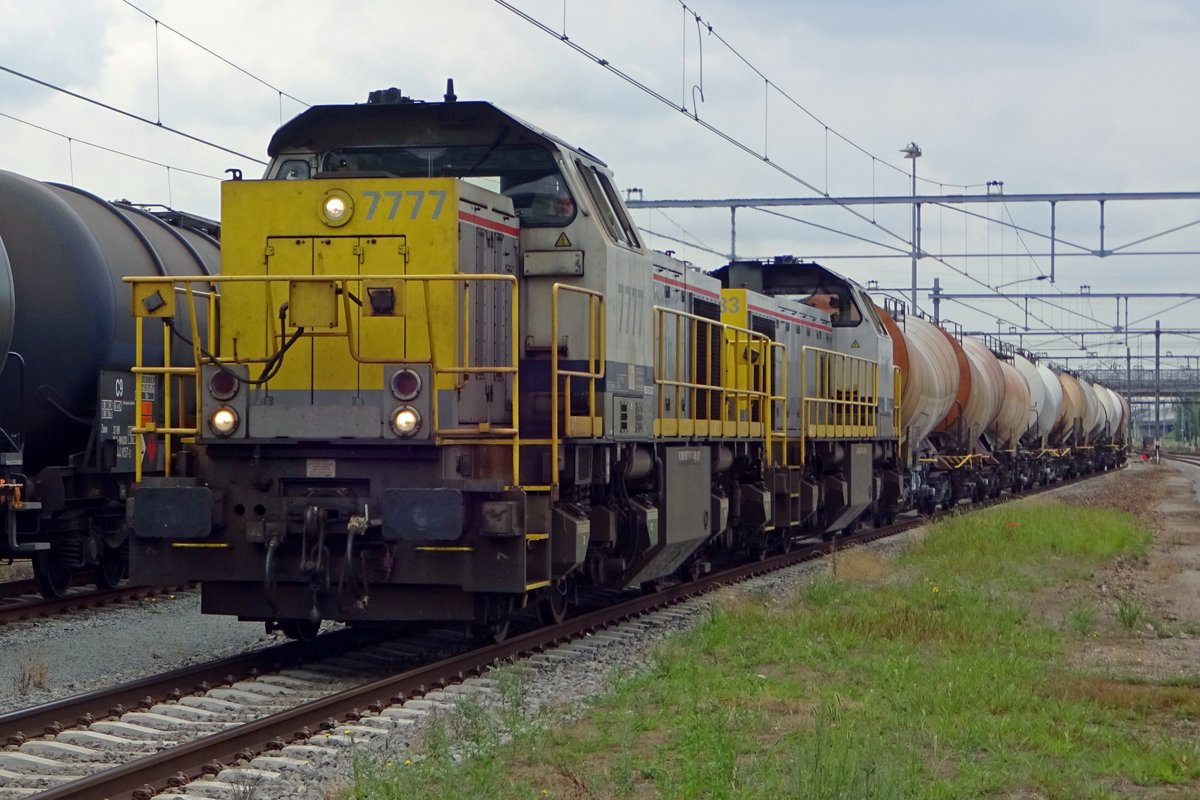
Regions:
[[712, 258, 863, 297], [268, 100, 606, 166]]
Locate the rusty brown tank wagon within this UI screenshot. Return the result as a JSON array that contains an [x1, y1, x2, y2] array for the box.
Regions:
[[0, 170, 217, 597], [123, 86, 1130, 639]]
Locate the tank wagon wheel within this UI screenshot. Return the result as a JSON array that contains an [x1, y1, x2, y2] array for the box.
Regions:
[[33, 550, 72, 599], [93, 542, 127, 590], [277, 619, 322, 642], [537, 579, 571, 626]]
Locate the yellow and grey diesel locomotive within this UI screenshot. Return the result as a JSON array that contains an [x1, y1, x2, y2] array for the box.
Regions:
[[127, 87, 898, 638], [129, 86, 1128, 639]]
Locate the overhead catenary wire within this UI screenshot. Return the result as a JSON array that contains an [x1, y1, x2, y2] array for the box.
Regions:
[[652, 208, 723, 256], [492, 0, 1099, 347], [671, 0, 986, 193], [119, 0, 309, 115], [753, 206, 909, 254], [642, 227, 729, 259], [0, 64, 268, 165], [0, 110, 223, 181], [491, 0, 917, 251]]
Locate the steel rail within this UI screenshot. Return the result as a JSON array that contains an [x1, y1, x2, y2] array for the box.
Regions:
[[0, 578, 39, 601], [0, 584, 182, 627], [0, 572, 95, 602], [0, 628, 369, 748], [1163, 453, 1200, 468]]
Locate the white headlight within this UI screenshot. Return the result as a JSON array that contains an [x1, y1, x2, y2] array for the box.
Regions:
[[320, 191, 353, 226], [210, 405, 239, 436], [324, 196, 346, 219], [390, 405, 421, 437]]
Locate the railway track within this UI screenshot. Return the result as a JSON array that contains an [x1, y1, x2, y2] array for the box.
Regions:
[[1163, 452, 1200, 468], [0, 578, 40, 602], [0, 583, 183, 627], [0, 469, 1116, 800]]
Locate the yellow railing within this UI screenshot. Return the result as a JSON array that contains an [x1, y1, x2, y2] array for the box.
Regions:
[[725, 326, 771, 438], [541, 283, 605, 492], [800, 345, 880, 441], [768, 340, 788, 466], [651, 306, 775, 442], [126, 273, 520, 482]]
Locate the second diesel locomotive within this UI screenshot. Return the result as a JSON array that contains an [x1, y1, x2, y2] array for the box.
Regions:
[[126, 88, 1126, 638]]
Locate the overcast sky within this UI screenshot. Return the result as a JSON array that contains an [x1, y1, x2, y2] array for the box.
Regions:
[[2, 0, 1198, 371]]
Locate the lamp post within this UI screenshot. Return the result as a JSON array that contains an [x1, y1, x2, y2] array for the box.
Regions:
[[990, 275, 1048, 331], [901, 142, 921, 314]]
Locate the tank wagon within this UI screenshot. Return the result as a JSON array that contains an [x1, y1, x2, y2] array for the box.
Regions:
[[866, 307, 1126, 513], [125, 88, 1127, 638], [0, 171, 216, 596]]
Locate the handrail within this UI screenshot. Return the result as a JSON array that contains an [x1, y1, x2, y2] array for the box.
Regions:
[[550, 283, 605, 494], [651, 305, 776, 443], [767, 340, 788, 466], [800, 345, 880, 442], [127, 273, 522, 484]]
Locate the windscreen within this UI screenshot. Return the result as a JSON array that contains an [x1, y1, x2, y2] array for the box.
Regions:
[[320, 144, 575, 227]]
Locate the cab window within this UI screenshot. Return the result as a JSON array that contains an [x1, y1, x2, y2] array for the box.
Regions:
[[575, 159, 639, 248], [274, 159, 311, 180], [859, 292, 887, 335], [595, 169, 641, 248], [832, 294, 863, 327], [803, 290, 863, 327], [502, 172, 576, 226]]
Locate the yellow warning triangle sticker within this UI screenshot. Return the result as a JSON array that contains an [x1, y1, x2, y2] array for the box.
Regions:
[[554, 232, 572, 248], [850, 339, 861, 348]]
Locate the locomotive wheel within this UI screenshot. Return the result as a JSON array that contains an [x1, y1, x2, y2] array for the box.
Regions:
[[278, 619, 322, 642], [537, 580, 570, 626], [781, 530, 796, 554], [474, 596, 515, 643], [33, 551, 72, 599], [94, 543, 127, 590], [475, 617, 511, 643]]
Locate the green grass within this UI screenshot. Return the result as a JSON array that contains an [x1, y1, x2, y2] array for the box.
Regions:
[[1069, 601, 1098, 636], [341, 500, 1199, 799], [1117, 597, 1146, 630]]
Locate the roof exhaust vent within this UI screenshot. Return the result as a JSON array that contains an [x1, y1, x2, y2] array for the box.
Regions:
[[366, 87, 415, 105]]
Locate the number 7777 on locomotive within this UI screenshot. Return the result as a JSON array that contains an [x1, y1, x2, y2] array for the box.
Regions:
[[124, 87, 916, 637]]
